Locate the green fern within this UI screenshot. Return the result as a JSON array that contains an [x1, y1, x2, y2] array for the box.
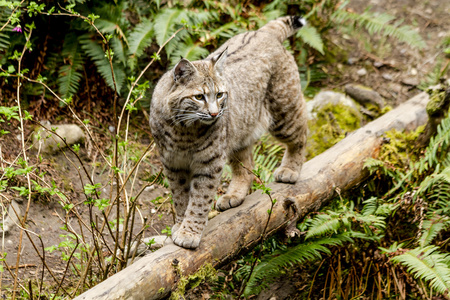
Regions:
[[305, 212, 342, 239], [420, 116, 450, 174], [128, 18, 154, 70], [392, 246, 450, 295], [57, 33, 85, 98], [0, 7, 13, 56], [153, 8, 188, 59], [332, 9, 426, 49], [243, 238, 337, 296], [79, 34, 125, 93], [419, 216, 450, 247], [252, 136, 284, 183], [170, 38, 209, 67], [297, 25, 324, 55]]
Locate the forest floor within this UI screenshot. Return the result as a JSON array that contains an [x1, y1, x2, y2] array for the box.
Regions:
[[0, 0, 449, 299]]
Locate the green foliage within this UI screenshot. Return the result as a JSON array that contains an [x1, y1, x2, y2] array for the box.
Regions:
[[391, 246, 450, 295], [57, 33, 84, 98], [297, 25, 324, 55], [307, 101, 362, 158], [332, 7, 426, 49], [252, 135, 284, 183]]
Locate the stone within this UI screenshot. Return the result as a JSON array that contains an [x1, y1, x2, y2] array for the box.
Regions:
[[33, 122, 85, 154], [357, 68, 367, 76], [0, 199, 21, 235], [401, 76, 420, 86], [345, 84, 384, 108], [306, 91, 359, 120], [382, 73, 393, 81]]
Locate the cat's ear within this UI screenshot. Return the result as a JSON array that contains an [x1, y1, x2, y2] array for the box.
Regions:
[[173, 58, 197, 83], [212, 48, 228, 74]]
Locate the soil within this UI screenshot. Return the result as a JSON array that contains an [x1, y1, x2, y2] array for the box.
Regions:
[[0, 0, 449, 299]]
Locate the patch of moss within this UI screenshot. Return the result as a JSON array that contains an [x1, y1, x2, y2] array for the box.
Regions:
[[170, 263, 217, 300], [426, 90, 447, 117], [307, 102, 362, 159], [378, 125, 425, 168]]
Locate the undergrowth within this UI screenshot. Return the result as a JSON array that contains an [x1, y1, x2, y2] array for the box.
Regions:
[[0, 0, 434, 299]]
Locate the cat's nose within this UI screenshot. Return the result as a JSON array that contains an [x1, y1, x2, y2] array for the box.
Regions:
[[210, 112, 218, 117]]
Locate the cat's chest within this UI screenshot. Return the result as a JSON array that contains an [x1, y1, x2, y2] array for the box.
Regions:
[[160, 124, 226, 160]]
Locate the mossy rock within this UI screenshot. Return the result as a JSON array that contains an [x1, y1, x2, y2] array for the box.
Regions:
[[307, 101, 362, 159]]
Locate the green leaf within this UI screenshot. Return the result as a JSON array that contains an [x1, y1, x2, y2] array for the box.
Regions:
[[170, 38, 209, 67], [128, 18, 154, 59], [297, 25, 324, 55], [392, 246, 450, 295], [80, 34, 125, 93], [57, 33, 84, 98]]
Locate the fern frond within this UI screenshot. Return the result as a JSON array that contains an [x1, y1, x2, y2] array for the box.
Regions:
[[252, 137, 284, 183], [419, 216, 450, 247], [110, 36, 127, 66], [297, 25, 324, 55], [244, 233, 353, 296], [128, 18, 154, 59], [154, 8, 188, 58], [170, 38, 209, 67], [332, 9, 426, 49], [57, 34, 85, 98], [392, 246, 450, 295], [421, 116, 450, 174], [0, 7, 13, 55], [243, 240, 329, 296], [93, 2, 130, 47], [305, 212, 341, 239], [80, 35, 125, 93]]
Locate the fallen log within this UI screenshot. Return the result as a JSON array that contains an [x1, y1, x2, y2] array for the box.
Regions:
[[75, 92, 429, 300]]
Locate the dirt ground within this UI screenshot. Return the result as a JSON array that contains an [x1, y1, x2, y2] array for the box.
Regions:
[[1, 0, 449, 298]]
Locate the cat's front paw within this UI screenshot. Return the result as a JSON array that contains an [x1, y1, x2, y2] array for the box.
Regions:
[[171, 223, 181, 235], [216, 194, 245, 211], [172, 229, 202, 249], [274, 167, 299, 184]]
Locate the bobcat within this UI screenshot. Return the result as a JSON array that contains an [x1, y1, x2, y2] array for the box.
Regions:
[[149, 16, 308, 249]]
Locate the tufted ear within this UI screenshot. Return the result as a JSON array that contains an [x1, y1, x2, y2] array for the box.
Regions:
[[173, 58, 197, 83], [211, 48, 227, 74]]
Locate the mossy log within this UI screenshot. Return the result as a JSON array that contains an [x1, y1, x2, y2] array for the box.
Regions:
[[75, 92, 429, 300]]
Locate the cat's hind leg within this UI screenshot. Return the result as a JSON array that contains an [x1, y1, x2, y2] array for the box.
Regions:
[[216, 146, 253, 211], [268, 56, 307, 183]]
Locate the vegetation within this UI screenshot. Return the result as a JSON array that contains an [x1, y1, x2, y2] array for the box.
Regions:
[[0, 0, 447, 299]]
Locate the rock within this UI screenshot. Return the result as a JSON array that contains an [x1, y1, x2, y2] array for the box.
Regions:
[[357, 68, 367, 76], [347, 57, 357, 65], [401, 76, 420, 86], [345, 84, 384, 108], [33, 122, 85, 154], [382, 73, 393, 81], [0, 199, 21, 235], [373, 61, 384, 68], [306, 91, 359, 120]]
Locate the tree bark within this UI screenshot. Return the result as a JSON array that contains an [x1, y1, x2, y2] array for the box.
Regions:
[[75, 92, 429, 300]]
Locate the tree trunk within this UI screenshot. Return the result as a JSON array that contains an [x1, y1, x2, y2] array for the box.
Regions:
[[75, 92, 429, 300]]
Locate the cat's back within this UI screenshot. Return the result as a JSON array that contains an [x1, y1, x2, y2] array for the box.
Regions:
[[208, 16, 303, 68]]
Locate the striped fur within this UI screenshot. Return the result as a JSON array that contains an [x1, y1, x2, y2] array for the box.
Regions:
[[149, 16, 307, 249]]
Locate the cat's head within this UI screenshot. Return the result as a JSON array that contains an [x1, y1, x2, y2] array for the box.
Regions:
[[169, 49, 228, 126]]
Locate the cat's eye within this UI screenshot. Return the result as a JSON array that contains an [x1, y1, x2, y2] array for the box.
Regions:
[[216, 92, 224, 99], [194, 94, 204, 101]]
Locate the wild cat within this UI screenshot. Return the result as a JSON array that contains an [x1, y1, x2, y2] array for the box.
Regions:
[[149, 16, 308, 249]]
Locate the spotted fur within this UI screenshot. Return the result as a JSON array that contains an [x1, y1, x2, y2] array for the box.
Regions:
[[149, 16, 308, 249]]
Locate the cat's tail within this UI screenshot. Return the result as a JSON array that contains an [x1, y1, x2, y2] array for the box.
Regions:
[[261, 16, 306, 43]]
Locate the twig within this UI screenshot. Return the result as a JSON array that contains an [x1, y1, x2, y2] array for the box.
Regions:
[[13, 24, 34, 300], [0, 0, 26, 32]]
